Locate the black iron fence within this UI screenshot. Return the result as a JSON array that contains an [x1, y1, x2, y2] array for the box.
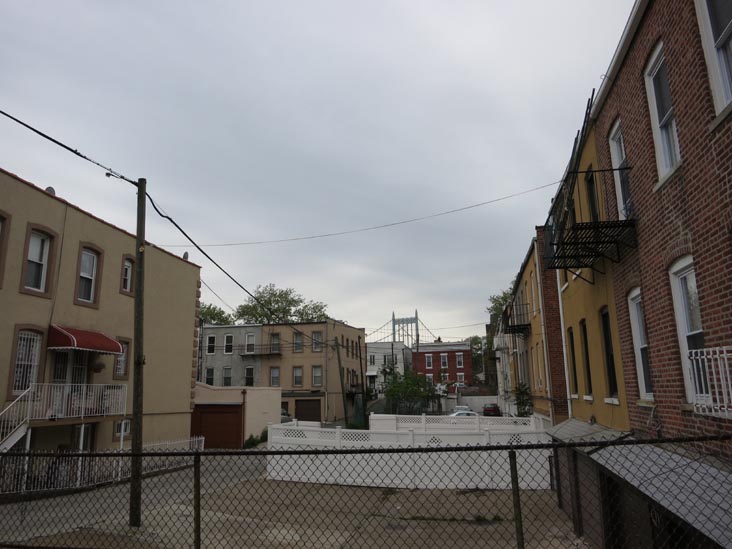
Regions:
[[0, 436, 730, 548]]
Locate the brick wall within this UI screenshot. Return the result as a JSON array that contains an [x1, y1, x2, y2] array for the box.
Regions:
[[593, 0, 732, 444], [412, 348, 473, 390]]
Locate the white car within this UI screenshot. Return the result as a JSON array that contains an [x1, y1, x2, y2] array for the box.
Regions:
[[448, 410, 479, 417]]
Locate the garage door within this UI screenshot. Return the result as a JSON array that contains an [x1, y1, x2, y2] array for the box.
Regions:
[[295, 399, 322, 422], [191, 404, 242, 449]]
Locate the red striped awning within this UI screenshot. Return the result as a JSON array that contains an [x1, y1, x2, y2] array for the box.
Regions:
[[47, 325, 123, 355]]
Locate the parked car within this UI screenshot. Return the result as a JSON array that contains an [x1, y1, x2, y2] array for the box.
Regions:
[[453, 405, 471, 412], [280, 409, 293, 423], [448, 410, 479, 417], [482, 403, 501, 417]]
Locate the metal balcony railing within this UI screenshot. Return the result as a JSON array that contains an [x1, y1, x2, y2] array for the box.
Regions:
[[27, 383, 127, 421], [688, 347, 732, 418]]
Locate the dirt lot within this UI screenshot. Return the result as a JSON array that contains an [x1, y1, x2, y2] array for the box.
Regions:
[[1, 457, 583, 548]]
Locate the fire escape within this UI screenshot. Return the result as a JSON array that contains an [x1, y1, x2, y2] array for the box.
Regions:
[[544, 93, 637, 281]]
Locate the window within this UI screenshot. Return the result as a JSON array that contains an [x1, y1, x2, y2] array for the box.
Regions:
[[120, 257, 134, 295], [645, 43, 680, 178], [270, 333, 280, 353], [346, 338, 350, 358], [312, 365, 322, 386], [0, 212, 9, 289], [224, 334, 234, 354], [441, 371, 449, 382], [530, 272, 537, 315], [76, 246, 102, 305], [245, 333, 255, 354], [293, 333, 303, 353], [456, 353, 464, 368], [669, 256, 705, 401], [426, 354, 433, 369], [457, 372, 465, 384], [695, 0, 732, 113], [600, 308, 619, 399], [383, 354, 387, 366], [25, 230, 50, 292], [628, 288, 653, 400], [580, 320, 593, 395], [245, 367, 254, 387], [223, 367, 232, 387], [114, 340, 130, 380], [585, 170, 600, 222], [270, 367, 280, 387], [561, 269, 568, 287], [206, 335, 215, 354], [608, 120, 633, 219], [205, 368, 214, 385], [568, 328, 579, 395], [113, 418, 131, 441], [440, 354, 448, 369], [369, 354, 375, 366], [293, 366, 303, 387], [12, 330, 42, 394], [426, 373, 434, 384], [312, 331, 323, 352]]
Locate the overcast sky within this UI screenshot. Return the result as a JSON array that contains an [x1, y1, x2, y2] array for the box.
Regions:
[[1, 1, 634, 339]]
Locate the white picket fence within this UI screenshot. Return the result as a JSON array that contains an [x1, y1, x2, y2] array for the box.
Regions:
[[368, 413, 541, 433], [267, 424, 551, 489]]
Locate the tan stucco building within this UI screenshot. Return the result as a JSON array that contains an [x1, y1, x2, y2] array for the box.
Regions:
[[260, 320, 366, 423], [0, 167, 200, 451]]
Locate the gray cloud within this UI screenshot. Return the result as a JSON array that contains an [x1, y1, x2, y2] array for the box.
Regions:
[[1, 0, 634, 334]]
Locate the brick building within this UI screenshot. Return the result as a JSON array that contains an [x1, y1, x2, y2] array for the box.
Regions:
[[589, 0, 732, 444], [412, 341, 472, 392]]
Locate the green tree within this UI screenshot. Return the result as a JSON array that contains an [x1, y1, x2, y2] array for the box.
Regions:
[[384, 372, 438, 415], [467, 335, 484, 376], [514, 382, 533, 417], [234, 284, 328, 324], [486, 284, 513, 319], [199, 302, 233, 325]]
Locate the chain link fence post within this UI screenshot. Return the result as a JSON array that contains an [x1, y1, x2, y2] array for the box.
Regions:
[[509, 449, 525, 549], [194, 453, 201, 549]]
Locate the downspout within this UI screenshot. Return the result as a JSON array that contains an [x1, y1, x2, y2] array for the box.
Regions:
[[556, 269, 573, 419], [534, 239, 553, 424]]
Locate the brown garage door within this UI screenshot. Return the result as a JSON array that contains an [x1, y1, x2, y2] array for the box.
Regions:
[[191, 404, 243, 449], [295, 399, 322, 422]]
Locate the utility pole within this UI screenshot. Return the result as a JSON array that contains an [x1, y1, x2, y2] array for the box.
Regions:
[[335, 338, 349, 426], [130, 177, 146, 527], [358, 335, 366, 425]]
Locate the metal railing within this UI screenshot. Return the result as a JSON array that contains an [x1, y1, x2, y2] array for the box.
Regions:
[[0, 436, 730, 548], [25, 383, 127, 421], [0, 388, 31, 448], [0, 436, 204, 495], [369, 413, 538, 433], [688, 347, 732, 418]]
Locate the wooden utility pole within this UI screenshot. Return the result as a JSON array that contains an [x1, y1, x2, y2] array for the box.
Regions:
[[130, 177, 146, 527], [335, 339, 349, 426], [358, 335, 366, 425]]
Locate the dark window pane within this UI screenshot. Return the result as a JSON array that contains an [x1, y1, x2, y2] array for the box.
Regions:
[[640, 346, 652, 393], [601, 309, 618, 398], [687, 331, 705, 351], [708, 0, 732, 41], [653, 61, 673, 122], [581, 320, 593, 395]]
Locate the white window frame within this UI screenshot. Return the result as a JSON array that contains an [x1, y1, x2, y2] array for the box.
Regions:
[[457, 372, 465, 384], [628, 288, 653, 401], [245, 333, 255, 354], [426, 373, 434, 384], [78, 249, 98, 302], [608, 119, 631, 220], [669, 255, 703, 402], [440, 354, 448, 369], [456, 353, 464, 369], [13, 330, 42, 394], [425, 354, 433, 369], [114, 341, 129, 378], [26, 231, 50, 291], [244, 366, 254, 387], [312, 365, 322, 386], [223, 367, 232, 386], [312, 331, 323, 352], [206, 335, 216, 355], [115, 418, 131, 437], [695, 0, 732, 113], [121, 259, 133, 293], [293, 366, 303, 387], [224, 334, 234, 355], [205, 367, 214, 385], [644, 42, 681, 180], [270, 367, 280, 387]]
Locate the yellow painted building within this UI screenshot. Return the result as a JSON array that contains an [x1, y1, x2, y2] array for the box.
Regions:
[[545, 121, 632, 432], [0, 167, 200, 451]]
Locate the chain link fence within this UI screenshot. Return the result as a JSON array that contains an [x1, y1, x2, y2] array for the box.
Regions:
[[0, 436, 730, 548]]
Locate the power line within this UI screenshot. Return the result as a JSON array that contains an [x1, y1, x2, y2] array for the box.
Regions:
[[431, 321, 488, 330], [0, 108, 329, 347], [200, 278, 236, 313], [160, 180, 562, 248]]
